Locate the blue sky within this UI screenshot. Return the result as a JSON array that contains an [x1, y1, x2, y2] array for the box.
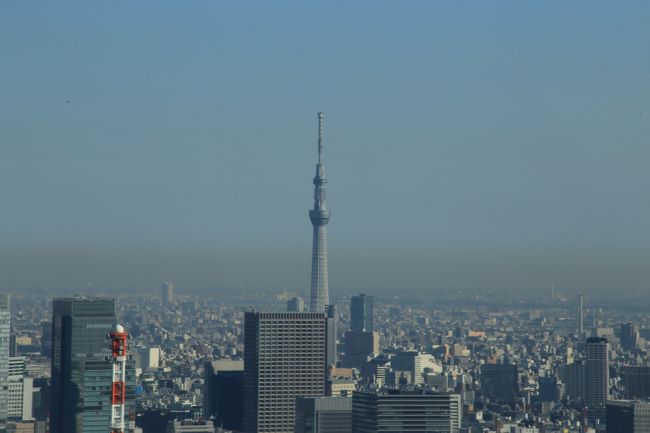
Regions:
[[1, 1, 649, 292]]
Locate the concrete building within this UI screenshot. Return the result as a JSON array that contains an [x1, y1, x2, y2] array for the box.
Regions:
[[161, 282, 174, 305], [139, 347, 161, 369], [204, 360, 243, 431], [287, 297, 304, 313], [481, 364, 519, 405], [586, 337, 609, 412], [341, 331, 379, 370], [621, 366, 650, 400], [166, 421, 215, 433], [352, 389, 461, 433], [606, 400, 650, 433], [562, 360, 586, 402], [295, 396, 352, 433], [7, 357, 33, 421], [243, 312, 327, 433], [309, 112, 331, 313], [1, 295, 11, 432], [350, 294, 373, 333], [620, 322, 638, 352]]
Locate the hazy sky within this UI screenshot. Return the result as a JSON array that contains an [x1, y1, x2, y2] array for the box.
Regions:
[[1, 1, 649, 293]]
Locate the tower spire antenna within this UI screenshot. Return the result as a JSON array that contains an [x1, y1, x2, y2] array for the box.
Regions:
[[318, 112, 324, 164]]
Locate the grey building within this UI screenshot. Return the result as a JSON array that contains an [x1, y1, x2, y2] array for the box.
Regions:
[[204, 360, 244, 431], [586, 337, 609, 412], [295, 396, 352, 433], [326, 305, 337, 368], [620, 322, 638, 352], [481, 364, 519, 405], [621, 366, 650, 400], [161, 282, 174, 305], [287, 297, 305, 313], [606, 400, 650, 433], [352, 389, 461, 433], [562, 360, 586, 402], [243, 312, 327, 433], [350, 294, 373, 333], [0, 294, 10, 432], [51, 297, 133, 433]]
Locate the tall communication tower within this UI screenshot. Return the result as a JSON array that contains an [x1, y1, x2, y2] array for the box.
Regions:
[[309, 112, 331, 312], [109, 324, 128, 433]]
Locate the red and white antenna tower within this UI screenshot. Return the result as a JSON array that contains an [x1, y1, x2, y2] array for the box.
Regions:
[[109, 324, 128, 433]]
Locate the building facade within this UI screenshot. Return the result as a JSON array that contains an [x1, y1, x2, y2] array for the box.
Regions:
[[352, 389, 461, 433], [295, 396, 352, 433], [350, 294, 373, 333], [0, 294, 10, 432], [243, 312, 327, 433], [51, 297, 134, 433], [606, 400, 650, 433], [204, 359, 244, 431], [585, 337, 609, 412]]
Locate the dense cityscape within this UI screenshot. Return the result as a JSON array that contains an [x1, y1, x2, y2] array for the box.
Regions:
[[2, 113, 650, 433]]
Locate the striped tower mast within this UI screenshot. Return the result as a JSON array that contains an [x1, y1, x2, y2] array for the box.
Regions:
[[309, 112, 331, 312], [108, 324, 128, 433]]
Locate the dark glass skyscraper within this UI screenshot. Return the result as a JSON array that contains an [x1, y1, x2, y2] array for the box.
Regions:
[[585, 337, 609, 411], [350, 294, 373, 332], [51, 297, 118, 433]]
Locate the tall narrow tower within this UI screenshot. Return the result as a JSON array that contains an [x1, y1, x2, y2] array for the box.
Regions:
[[309, 112, 330, 313]]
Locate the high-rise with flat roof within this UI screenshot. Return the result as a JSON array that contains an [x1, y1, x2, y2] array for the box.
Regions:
[[51, 297, 132, 433], [295, 396, 352, 433], [586, 337, 609, 413], [204, 359, 244, 431], [606, 400, 650, 433], [352, 389, 461, 433], [481, 363, 519, 405], [243, 312, 327, 433], [350, 294, 373, 332], [0, 294, 10, 432]]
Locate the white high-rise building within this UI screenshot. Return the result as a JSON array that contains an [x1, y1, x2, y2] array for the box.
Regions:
[[0, 294, 10, 430]]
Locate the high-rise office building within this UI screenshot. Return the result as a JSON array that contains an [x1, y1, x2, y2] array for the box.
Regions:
[[326, 305, 337, 368], [352, 389, 461, 433], [0, 294, 10, 432], [309, 113, 330, 313], [204, 360, 244, 431], [620, 322, 638, 352], [562, 360, 586, 402], [341, 330, 379, 370], [7, 356, 33, 421], [350, 294, 373, 332], [621, 366, 650, 400], [481, 363, 519, 405], [586, 337, 609, 412], [578, 294, 584, 335], [295, 396, 352, 433], [243, 312, 327, 433], [161, 282, 174, 305], [51, 297, 133, 433], [287, 296, 305, 313], [606, 400, 650, 433]]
